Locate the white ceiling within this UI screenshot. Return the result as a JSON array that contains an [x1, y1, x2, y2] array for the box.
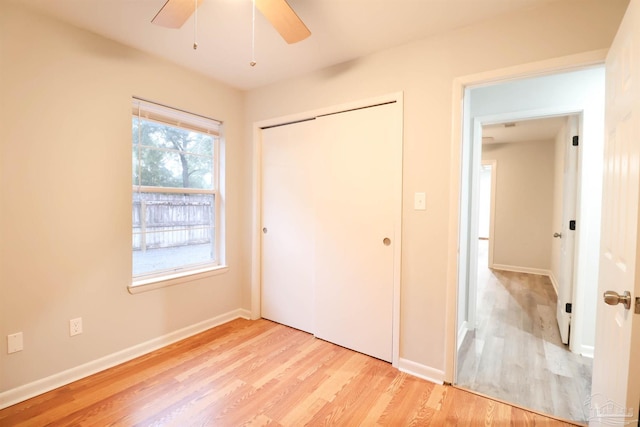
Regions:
[[482, 116, 569, 144], [17, 0, 558, 90]]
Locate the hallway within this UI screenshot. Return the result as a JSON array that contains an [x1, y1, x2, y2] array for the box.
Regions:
[[456, 240, 593, 422]]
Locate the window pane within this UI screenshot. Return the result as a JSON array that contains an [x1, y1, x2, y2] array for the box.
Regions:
[[138, 118, 213, 156], [133, 192, 215, 276], [181, 152, 213, 189], [137, 146, 178, 188], [136, 146, 212, 189], [132, 118, 214, 190]]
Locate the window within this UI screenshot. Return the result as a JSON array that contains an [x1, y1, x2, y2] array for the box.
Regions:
[[131, 98, 224, 288]]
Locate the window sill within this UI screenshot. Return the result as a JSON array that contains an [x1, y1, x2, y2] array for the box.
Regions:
[[128, 265, 229, 294]]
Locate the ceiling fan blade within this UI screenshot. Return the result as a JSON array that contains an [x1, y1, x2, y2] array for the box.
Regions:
[[152, 0, 203, 29], [255, 0, 311, 44]]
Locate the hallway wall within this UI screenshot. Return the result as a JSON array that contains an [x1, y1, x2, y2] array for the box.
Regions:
[[482, 139, 556, 272]]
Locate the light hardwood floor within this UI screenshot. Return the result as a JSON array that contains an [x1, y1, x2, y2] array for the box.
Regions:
[[0, 317, 579, 426], [456, 240, 592, 423]]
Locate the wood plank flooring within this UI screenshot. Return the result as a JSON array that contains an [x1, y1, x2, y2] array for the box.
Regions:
[[0, 318, 579, 426], [456, 240, 593, 423]]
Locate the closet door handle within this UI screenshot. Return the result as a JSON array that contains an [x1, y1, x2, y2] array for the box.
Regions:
[[383, 237, 391, 246]]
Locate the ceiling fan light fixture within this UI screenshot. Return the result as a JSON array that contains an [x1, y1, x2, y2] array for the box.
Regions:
[[151, 0, 311, 49], [255, 0, 311, 44], [152, 0, 204, 29]]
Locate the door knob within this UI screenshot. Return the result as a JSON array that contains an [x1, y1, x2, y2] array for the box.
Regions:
[[553, 232, 562, 238], [603, 290, 631, 310]]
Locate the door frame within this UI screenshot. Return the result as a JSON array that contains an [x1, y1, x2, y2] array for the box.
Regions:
[[445, 49, 608, 382], [481, 160, 497, 268], [462, 158, 496, 341], [250, 92, 404, 367]]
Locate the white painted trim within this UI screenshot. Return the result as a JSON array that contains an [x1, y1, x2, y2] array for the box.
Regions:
[[466, 118, 484, 335], [445, 49, 608, 383], [390, 95, 404, 368], [398, 358, 445, 384], [457, 49, 608, 90], [457, 320, 469, 351], [548, 271, 560, 297], [483, 160, 498, 268], [579, 345, 594, 359], [0, 309, 251, 410], [251, 92, 404, 367], [491, 264, 552, 277], [129, 265, 229, 294]]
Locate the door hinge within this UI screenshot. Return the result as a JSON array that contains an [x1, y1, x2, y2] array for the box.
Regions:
[[566, 303, 572, 313], [635, 297, 640, 314], [572, 135, 579, 146], [569, 220, 576, 230]]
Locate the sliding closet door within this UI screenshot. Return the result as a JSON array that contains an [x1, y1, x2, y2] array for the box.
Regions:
[[261, 119, 317, 334], [314, 103, 400, 362]]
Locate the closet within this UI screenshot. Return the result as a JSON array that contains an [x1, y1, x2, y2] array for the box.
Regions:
[[261, 101, 402, 362]]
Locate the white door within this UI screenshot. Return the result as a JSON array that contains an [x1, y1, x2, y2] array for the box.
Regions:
[[556, 116, 578, 345], [591, 0, 640, 424], [261, 119, 317, 334], [313, 103, 401, 362]]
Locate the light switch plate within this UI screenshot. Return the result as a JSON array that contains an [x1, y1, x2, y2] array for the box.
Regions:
[[414, 192, 426, 210], [8, 332, 23, 354]]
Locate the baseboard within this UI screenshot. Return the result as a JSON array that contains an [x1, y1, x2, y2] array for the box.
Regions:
[[491, 264, 551, 277], [457, 320, 469, 352], [579, 344, 594, 359], [397, 358, 445, 384], [548, 272, 560, 297], [0, 308, 252, 410]]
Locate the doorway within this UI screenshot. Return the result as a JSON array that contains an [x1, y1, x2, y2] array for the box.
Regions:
[[454, 67, 606, 423], [457, 115, 593, 421]]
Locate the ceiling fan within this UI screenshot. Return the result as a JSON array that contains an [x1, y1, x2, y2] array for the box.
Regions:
[[151, 0, 311, 44]]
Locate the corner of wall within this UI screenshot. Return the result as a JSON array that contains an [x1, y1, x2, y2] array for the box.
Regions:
[[397, 358, 445, 385]]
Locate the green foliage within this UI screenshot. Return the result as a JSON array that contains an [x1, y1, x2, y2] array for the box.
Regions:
[[132, 118, 213, 189]]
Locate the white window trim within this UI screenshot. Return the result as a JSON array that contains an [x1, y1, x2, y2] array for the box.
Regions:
[[128, 264, 229, 294], [130, 97, 225, 292]]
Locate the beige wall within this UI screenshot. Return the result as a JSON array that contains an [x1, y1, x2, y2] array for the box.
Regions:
[[245, 0, 627, 371], [482, 141, 556, 271], [0, 2, 249, 393]]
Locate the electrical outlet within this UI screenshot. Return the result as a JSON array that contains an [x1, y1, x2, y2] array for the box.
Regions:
[[8, 332, 23, 354], [69, 318, 83, 336]]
